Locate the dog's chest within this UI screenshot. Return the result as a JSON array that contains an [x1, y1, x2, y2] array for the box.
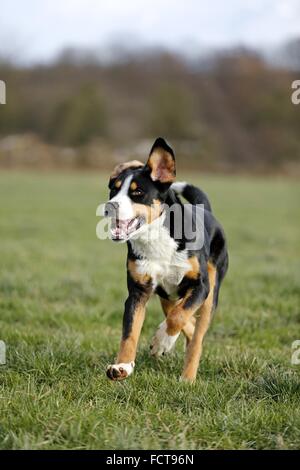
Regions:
[[131, 226, 189, 295], [137, 253, 188, 295]]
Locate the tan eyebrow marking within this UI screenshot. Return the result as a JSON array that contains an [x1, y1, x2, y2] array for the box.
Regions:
[[130, 181, 138, 191], [115, 180, 122, 188]]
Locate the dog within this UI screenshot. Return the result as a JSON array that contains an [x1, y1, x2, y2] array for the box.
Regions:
[[104, 137, 228, 383]]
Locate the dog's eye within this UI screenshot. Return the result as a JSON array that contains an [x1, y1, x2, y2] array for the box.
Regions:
[[131, 189, 144, 197]]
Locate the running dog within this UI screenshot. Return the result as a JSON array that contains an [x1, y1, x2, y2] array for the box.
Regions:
[[104, 138, 228, 382]]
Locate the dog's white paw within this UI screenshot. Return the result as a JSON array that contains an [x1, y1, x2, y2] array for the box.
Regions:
[[106, 361, 135, 381], [150, 321, 180, 357]]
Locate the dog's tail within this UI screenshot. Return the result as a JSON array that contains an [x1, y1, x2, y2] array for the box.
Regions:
[[171, 182, 212, 212]]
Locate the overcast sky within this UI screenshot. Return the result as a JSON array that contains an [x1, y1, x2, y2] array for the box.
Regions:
[[1, 0, 299, 63]]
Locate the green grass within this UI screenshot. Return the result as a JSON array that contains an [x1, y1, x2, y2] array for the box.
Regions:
[[0, 171, 299, 450]]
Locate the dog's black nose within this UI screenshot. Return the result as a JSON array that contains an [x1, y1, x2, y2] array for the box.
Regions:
[[104, 201, 119, 217]]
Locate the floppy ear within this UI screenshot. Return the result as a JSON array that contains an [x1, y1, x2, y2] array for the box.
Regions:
[[145, 137, 176, 184], [109, 160, 144, 187]]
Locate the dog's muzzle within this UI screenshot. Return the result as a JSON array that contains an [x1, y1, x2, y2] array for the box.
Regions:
[[104, 201, 119, 218]]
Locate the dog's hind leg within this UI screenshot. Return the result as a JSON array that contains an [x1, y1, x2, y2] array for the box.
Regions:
[[181, 262, 216, 383], [182, 315, 196, 348]]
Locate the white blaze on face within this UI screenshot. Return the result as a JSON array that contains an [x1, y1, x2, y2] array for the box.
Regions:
[[109, 174, 141, 241], [110, 175, 134, 220]]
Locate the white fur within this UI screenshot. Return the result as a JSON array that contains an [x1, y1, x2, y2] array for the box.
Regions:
[[109, 175, 133, 220], [129, 213, 189, 297], [107, 361, 135, 377], [150, 321, 180, 356], [171, 181, 187, 194]]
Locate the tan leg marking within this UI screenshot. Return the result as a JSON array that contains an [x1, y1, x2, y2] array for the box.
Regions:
[[160, 298, 195, 345], [181, 262, 216, 383], [182, 316, 196, 347], [107, 294, 149, 381], [117, 299, 148, 364], [164, 289, 195, 336], [150, 294, 198, 357], [186, 256, 200, 280]]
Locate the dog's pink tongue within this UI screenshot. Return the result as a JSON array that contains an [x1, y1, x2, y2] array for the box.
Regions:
[[112, 219, 130, 239]]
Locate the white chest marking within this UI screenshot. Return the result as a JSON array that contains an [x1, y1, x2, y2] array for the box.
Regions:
[[130, 215, 189, 296]]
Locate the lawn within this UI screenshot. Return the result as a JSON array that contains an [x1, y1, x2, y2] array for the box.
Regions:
[[0, 171, 299, 450]]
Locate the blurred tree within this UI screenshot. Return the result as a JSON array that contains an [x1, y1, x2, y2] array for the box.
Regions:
[[0, 86, 28, 134], [1, 44, 299, 172], [48, 85, 108, 145], [147, 83, 195, 139]]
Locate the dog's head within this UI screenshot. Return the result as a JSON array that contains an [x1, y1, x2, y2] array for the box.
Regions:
[[105, 137, 176, 242]]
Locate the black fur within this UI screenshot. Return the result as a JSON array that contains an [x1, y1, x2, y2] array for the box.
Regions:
[[107, 137, 228, 344]]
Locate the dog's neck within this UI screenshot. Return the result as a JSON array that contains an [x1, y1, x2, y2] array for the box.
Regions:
[[129, 211, 178, 260]]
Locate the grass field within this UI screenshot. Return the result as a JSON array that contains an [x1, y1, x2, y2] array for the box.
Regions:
[[0, 171, 299, 450]]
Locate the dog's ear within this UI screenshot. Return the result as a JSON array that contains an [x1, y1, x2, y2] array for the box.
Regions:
[[145, 137, 176, 184], [109, 160, 144, 187]]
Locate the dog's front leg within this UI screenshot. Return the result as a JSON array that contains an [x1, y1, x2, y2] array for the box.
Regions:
[[107, 289, 150, 381]]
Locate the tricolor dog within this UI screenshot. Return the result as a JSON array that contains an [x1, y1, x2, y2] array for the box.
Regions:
[[105, 138, 228, 383]]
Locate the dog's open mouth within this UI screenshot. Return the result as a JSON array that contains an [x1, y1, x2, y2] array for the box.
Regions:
[[110, 216, 144, 241]]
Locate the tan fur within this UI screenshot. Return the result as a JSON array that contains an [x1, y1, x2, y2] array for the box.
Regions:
[[181, 262, 216, 383], [132, 198, 162, 224], [182, 316, 196, 345], [163, 288, 195, 336], [128, 259, 152, 286], [110, 160, 144, 180], [160, 298, 195, 345], [117, 298, 149, 363], [130, 181, 138, 190], [147, 150, 176, 183], [186, 256, 200, 280]]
